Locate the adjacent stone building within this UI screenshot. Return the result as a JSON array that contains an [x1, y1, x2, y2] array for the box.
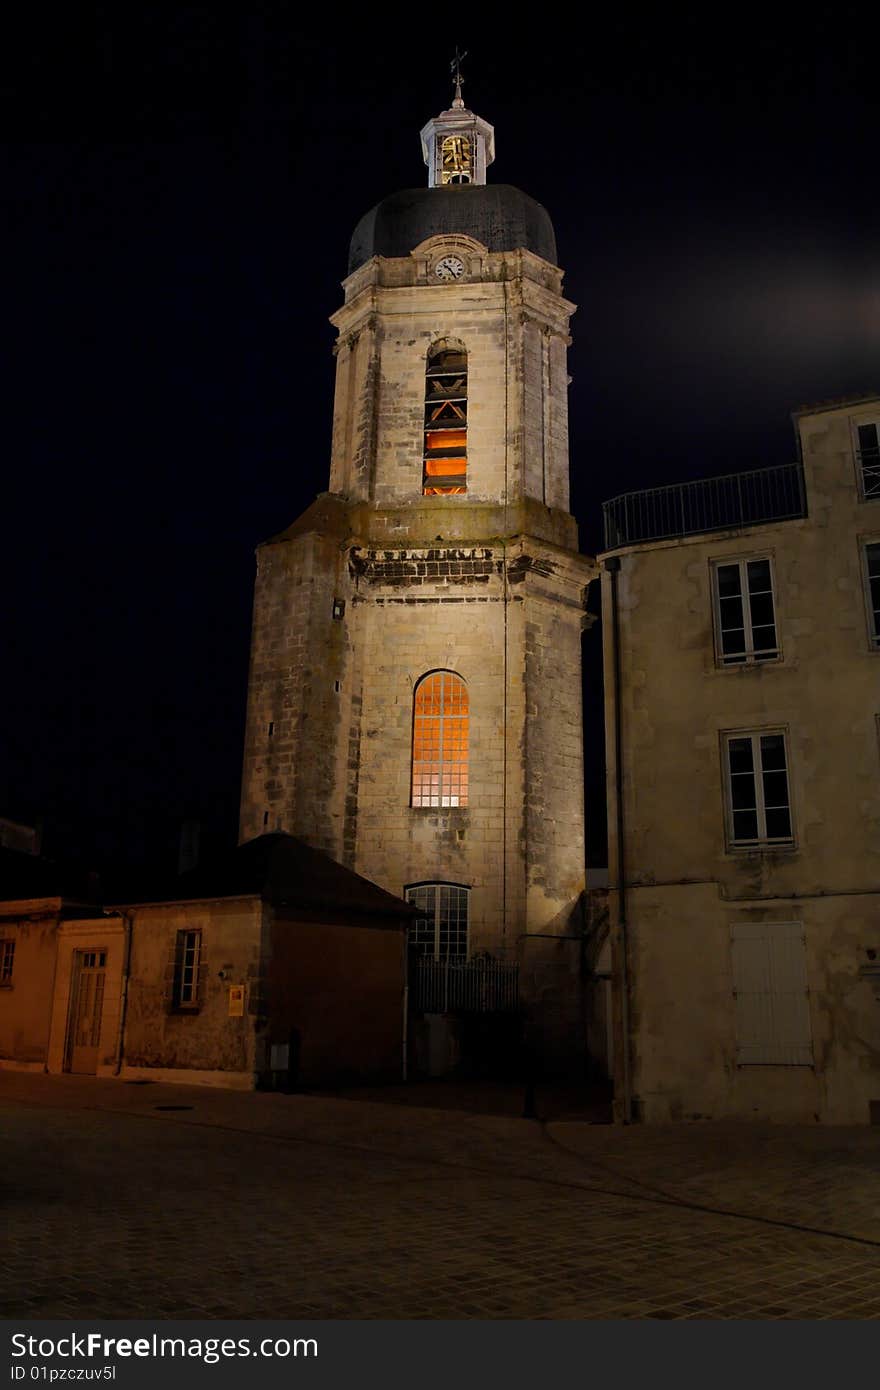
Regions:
[[0, 835, 411, 1088], [601, 394, 880, 1124], [239, 85, 596, 1064]]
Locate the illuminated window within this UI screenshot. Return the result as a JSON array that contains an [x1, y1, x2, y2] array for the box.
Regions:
[[405, 883, 469, 960], [0, 940, 14, 986], [412, 671, 468, 807], [173, 929, 202, 1009], [439, 134, 472, 185], [424, 344, 467, 495]]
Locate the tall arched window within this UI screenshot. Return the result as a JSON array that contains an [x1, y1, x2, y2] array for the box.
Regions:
[[411, 671, 469, 807], [423, 343, 467, 495]]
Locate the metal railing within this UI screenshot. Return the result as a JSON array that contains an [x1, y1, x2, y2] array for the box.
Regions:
[[602, 461, 807, 550], [410, 957, 520, 1014], [858, 447, 880, 500]]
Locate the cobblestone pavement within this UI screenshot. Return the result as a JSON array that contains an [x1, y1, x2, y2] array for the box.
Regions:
[[2, 1073, 880, 1320]]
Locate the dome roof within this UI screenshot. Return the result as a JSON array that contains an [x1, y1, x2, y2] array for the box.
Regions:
[[348, 183, 557, 274]]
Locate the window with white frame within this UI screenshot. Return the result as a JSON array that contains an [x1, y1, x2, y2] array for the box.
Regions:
[[405, 883, 469, 960], [723, 731, 793, 847], [855, 420, 880, 500], [863, 542, 880, 648], [173, 929, 202, 1009], [730, 921, 813, 1065], [0, 939, 14, 985], [712, 557, 779, 664]]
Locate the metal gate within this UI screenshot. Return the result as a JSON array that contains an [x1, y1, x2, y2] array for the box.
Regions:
[[66, 950, 107, 1074], [410, 957, 520, 1014]]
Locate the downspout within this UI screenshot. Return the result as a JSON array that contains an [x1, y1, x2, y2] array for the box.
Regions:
[[113, 909, 134, 1076], [45, 907, 63, 1074], [604, 556, 632, 1124], [401, 926, 409, 1083]]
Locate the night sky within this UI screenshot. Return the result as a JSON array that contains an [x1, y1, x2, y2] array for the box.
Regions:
[[3, 11, 877, 873]]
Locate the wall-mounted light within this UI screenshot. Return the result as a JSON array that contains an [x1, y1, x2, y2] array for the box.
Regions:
[[332, 598, 345, 620]]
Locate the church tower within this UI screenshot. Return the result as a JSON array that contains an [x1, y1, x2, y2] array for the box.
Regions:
[[240, 75, 596, 1051]]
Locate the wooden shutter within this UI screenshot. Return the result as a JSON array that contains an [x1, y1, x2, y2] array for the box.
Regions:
[[730, 921, 813, 1065]]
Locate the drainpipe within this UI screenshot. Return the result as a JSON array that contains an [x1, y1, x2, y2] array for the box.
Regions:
[[604, 556, 632, 1124], [401, 927, 409, 1083], [113, 909, 134, 1076]]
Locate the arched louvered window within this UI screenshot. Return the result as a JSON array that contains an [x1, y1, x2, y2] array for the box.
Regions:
[[411, 671, 469, 807], [439, 134, 473, 184], [423, 343, 467, 495]]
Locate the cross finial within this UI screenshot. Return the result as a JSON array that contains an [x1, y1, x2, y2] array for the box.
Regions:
[[450, 47, 467, 108]]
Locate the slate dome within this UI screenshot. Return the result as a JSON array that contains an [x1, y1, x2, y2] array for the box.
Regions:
[[348, 183, 557, 275]]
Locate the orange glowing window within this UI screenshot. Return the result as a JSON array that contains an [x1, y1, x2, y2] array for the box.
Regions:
[[424, 345, 467, 495], [412, 671, 469, 808]]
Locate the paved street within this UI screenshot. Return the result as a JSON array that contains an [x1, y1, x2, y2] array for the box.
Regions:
[[2, 1072, 880, 1319]]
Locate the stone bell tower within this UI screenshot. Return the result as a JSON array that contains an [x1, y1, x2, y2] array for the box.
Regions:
[[240, 74, 596, 1046]]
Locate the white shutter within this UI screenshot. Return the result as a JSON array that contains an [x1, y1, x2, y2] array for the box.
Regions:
[[731, 922, 813, 1065]]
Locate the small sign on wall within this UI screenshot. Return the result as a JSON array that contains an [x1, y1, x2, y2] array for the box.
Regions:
[[227, 985, 245, 1017]]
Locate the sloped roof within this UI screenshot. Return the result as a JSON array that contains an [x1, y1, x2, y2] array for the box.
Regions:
[[119, 833, 414, 921], [262, 491, 352, 547], [0, 846, 99, 906]]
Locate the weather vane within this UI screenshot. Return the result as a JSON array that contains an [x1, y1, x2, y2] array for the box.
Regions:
[[451, 47, 468, 106]]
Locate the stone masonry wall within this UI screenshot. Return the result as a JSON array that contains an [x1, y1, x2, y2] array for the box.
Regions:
[[603, 395, 880, 1122]]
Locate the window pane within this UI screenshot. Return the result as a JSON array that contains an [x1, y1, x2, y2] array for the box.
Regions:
[[721, 627, 746, 658], [751, 623, 777, 653], [727, 738, 754, 774], [759, 735, 787, 771], [857, 423, 878, 453], [748, 593, 774, 629], [730, 775, 757, 811], [762, 770, 789, 808], [733, 810, 759, 840], [405, 886, 436, 956], [764, 807, 792, 839], [716, 565, 742, 599], [719, 594, 744, 627], [746, 559, 772, 592]]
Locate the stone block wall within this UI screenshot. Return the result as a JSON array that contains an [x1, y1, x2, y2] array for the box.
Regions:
[[603, 394, 880, 1122]]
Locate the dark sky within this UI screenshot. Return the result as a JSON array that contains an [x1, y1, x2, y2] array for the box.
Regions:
[[3, 10, 877, 870]]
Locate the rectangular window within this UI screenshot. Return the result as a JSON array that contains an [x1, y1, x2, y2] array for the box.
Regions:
[[0, 940, 14, 985], [713, 558, 779, 664], [723, 731, 793, 847], [405, 884, 469, 961], [856, 421, 880, 500], [863, 542, 880, 647], [173, 929, 202, 1009], [730, 922, 813, 1065]]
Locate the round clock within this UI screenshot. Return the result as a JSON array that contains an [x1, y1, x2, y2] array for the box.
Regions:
[[434, 255, 465, 282]]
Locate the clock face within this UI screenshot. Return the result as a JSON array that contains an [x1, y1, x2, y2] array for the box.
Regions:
[[434, 255, 465, 282]]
